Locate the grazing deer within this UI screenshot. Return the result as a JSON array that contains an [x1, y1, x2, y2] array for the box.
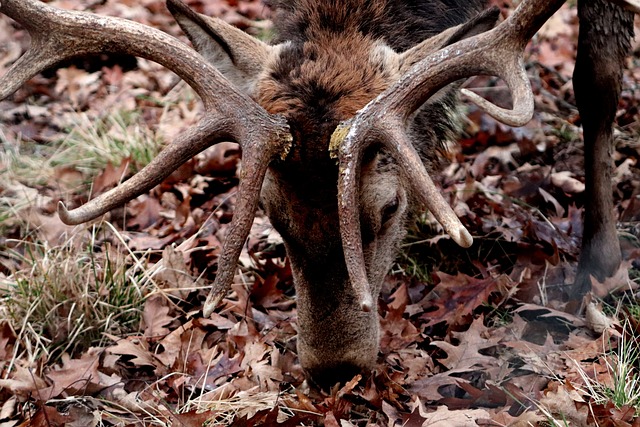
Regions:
[[0, 0, 635, 386]]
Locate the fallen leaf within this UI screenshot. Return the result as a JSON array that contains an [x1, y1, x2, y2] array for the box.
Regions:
[[142, 295, 175, 339]]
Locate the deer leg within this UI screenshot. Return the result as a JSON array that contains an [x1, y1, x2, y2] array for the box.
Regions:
[[571, 0, 634, 300]]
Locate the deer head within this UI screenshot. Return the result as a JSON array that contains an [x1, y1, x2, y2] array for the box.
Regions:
[[0, 0, 567, 387], [165, 0, 506, 385]]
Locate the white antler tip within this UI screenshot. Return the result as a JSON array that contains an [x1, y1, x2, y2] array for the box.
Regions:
[[57, 201, 74, 225], [462, 228, 473, 247], [202, 302, 215, 318], [203, 291, 223, 318], [453, 227, 473, 248]]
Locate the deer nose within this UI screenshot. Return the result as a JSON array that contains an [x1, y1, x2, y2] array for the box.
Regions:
[[305, 362, 364, 389]]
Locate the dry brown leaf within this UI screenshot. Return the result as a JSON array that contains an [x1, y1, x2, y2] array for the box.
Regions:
[[431, 317, 501, 371], [0, 396, 17, 424], [109, 388, 145, 413], [538, 382, 588, 426], [381, 283, 422, 350], [106, 334, 164, 372], [41, 349, 121, 399], [538, 6, 575, 38], [152, 319, 208, 369], [126, 195, 162, 229], [470, 144, 519, 178], [487, 408, 545, 426], [170, 410, 215, 427], [590, 262, 634, 297], [0, 321, 16, 362], [195, 142, 241, 175], [0, 364, 47, 396], [514, 303, 583, 326], [241, 342, 283, 391], [539, 187, 565, 217], [422, 274, 508, 327], [22, 210, 75, 246], [20, 406, 69, 427], [2, 181, 52, 212], [324, 411, 341, 427], [55, 67, 102, 109], [53, 166, 85, 192], [411, 399, 491, 426], [153, 245, 200, 298], [92, 159, 131, 195], [585, 301, 615, 334], [142, 294, 175, 339]]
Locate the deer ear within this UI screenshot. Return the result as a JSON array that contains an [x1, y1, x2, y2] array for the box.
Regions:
[[167, 0, 274, 94], [398, 7, 501, 75]]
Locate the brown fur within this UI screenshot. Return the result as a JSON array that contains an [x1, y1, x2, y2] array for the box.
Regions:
[[258, 36, 396, 118], [170, 0, 493, 387]]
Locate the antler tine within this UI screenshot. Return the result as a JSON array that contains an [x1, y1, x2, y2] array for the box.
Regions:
[[332, 122, 375, 312], [202, 129, 292, 317], [383, 124, 474, 248], [58, 116, 236, 224], [333, 117, 472, 312], [382, 0, 567, 127], [331, 0, 569, 311], [457, 0, 566, 124]]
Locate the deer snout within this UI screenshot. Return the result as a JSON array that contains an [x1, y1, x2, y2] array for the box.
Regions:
[[295, 305, 380, 388], [298, 341, 377, 389], [304, 361, 368, 389]]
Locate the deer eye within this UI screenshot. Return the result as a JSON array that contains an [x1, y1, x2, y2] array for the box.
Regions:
[[381, 195, 399, 225]]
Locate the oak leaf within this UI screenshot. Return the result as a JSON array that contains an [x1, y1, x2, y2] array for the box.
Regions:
[[142, 294, 175, 339], [422, 274, 508, 327]]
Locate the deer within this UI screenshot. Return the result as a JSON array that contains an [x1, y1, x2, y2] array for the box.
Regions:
[[0, 0, 635, 387]]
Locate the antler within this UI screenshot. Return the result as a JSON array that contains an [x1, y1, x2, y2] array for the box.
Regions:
[[331, 0, 567, 311], [0, 0, 291, 317]]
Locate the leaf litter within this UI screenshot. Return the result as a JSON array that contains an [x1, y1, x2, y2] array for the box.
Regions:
[[0, 0, 639, 425]]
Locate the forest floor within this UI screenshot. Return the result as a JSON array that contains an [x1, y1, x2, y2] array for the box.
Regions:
[[1, 0, 640, 426]]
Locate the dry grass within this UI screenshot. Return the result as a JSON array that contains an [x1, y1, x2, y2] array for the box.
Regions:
[[1, 107, 160, 366], [1, 222, 152, 364]]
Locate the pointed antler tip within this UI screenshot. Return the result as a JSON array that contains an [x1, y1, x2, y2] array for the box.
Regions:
[[457, 226, 473, 248], [460, 88, 533, 127], [453, 227, 473, 248], [202, 303, 214, 318], [57, 201, 75, 225], [202, 293, 222, 318]]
